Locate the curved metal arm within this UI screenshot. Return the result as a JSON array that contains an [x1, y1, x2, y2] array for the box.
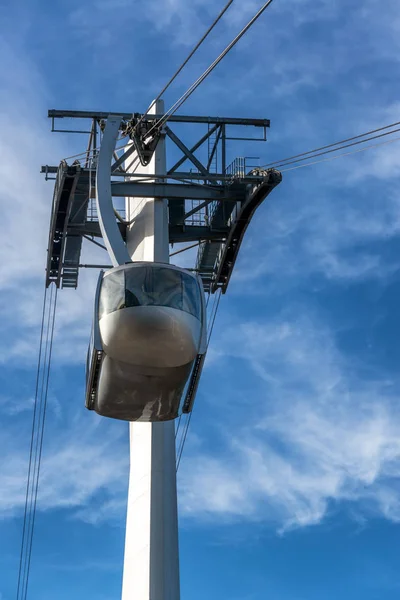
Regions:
[[96, 116, 131, 266]]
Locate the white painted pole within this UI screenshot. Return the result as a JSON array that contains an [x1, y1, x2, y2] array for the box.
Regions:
[[121, 100, 180, 600]]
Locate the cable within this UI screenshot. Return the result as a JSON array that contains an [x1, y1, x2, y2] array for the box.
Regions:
[[23, 287, 57, 600], [270, 126, 400, 169], [279, 134, 400, 173], [147, 0, 275, 138], [16, 286, 48, 600], [176, 289, 222, 471], [150, 0, 275, 134], [63, 1, 271, 167], [16, 284, 58, 600], [175, 415, 182, 440], [20, 283, 54, 600], [176, 413, 193, 472], [63, 1, 273, 167], [262, 120, 400, 169], [135, 0, 235, 132]]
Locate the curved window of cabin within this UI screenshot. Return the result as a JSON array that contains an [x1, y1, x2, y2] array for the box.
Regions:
[[99, 269, 125, 318], [181, 273, 201, 317], [100, 266, 202, 319], [125, 267, 201, 318]]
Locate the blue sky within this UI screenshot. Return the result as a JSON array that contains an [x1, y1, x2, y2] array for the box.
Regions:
[[1, 0, 400, 598]]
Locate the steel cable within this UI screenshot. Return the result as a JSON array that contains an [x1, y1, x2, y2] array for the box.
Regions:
[[16, 284, 58, 600], [147, 0, 276, 138], [135, 0, 235, 132], [16, 286, 48, 600], [62, 1, 274, 166], [279, 134, 400, 173], [263, 121, 400, 169], [19, 283, 54, 600], [176, 289, 222, 471]]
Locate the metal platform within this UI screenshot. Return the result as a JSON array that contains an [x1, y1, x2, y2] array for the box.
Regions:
[[196, 168, 282, 292], [43, 110, 282, 292]]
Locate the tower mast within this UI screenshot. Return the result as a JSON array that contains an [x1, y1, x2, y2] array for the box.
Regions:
[[42, 105, 281, 600], [122, 99, 180, 600]]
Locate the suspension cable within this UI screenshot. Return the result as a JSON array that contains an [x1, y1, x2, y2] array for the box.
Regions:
[[16, 285, 47, 600], [279, 134, 400, 173], [176, 413, 193, 472], [16, 284, 58, 600], [135, 0, 235, 133], [271, 126, 400, 170], [147, 0, 276, 138], [65, 116, 400, 171], [262, 120, 400, 169], [61, 1, 274, 164], [176, 289, 222, 471], [20, 283, 55, 600]]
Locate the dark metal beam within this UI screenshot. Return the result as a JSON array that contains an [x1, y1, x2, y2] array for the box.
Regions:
[[84, 124, 94, 168], [68, 222, 127, 239], [169, 226, 229, 243], [41, 164, 270, 185], [111, 181, 241, 201], [48, 109, 270, 128], [222, 124, 226, 173], [183, 199, 216, 221], [41, 165, 58, 174], [168, 124, 219, 174], [164, 126, 208, 175], [169, 171, 262, 183], [169, 242, 200, 257], [79, 263, 113, 269], [82, 235, 107, 251], [111, 142, 136, 172], [207, 126, 222, 172]]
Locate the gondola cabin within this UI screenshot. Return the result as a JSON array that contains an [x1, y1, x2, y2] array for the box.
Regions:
[[85, 262, 207, 422]]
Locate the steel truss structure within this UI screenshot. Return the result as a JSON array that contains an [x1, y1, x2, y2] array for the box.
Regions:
[[42, 109, 282, 292]]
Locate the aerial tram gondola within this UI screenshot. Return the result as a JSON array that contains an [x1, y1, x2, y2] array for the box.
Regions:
[[85, 262, 207, 422], [43, 113, 280, 424]]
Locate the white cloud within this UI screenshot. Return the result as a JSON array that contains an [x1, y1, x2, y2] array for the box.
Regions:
[[0, 413, 128, 521], [231, 145, 400, 288], [0, 395, 34, 416], [178, 313, 400, 531], [0, 36, 108, 364], [0, 0, 399, 540]]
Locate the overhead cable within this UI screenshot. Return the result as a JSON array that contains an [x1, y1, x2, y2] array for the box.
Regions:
[[263, 120, 400, 169], [16, 286, 47, 600], [64, 1, 274, 166], [176, 289, 222, 471], [279, 134, 400, 173], [135, 0, 235, 132], [176, 413, 193, 471], [16, 284, 58, 600], [268, 126, 400, 171], [147, 0, 276, 138], [62, 1, 275, 165]]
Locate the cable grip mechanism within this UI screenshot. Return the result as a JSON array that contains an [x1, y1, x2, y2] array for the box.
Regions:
[[121, 115, 162, 166]]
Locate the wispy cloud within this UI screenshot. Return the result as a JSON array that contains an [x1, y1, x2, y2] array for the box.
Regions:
[[0, 0, 399, 543], [232, 132, 400, 288], [0, 395, 34, 416], [179, 312, 400, 531], [0, 412, 128, 521]]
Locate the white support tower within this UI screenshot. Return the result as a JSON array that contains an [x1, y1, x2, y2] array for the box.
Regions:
[[43, 104, 281, 600], [121, 100, 180, 600]]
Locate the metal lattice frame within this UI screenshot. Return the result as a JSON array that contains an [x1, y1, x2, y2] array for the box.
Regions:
[[43, 109, 281, 292]]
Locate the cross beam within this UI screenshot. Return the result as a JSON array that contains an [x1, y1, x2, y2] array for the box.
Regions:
[[111, 181, 241, 201], [48, 109, 270, 128]]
